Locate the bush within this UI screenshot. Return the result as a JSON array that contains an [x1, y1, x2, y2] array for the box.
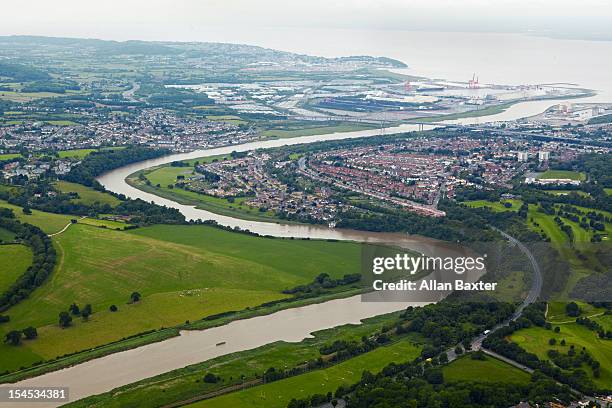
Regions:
[[22, 326, 38, 340], [203, 373, 219, 383]]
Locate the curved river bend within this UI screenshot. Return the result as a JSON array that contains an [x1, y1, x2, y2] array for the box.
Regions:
[[6, 108, 560, 406]]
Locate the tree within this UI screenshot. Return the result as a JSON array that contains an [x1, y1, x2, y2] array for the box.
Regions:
[[554, 326, 561, 333], [4, 330, 21, 346], [22, 326, 37, 340], [454, 345, 464, 355], [69, 303, 80, 315], [471, 350, 486, 360], [81, 304, 92, 320], [109, 304, 118, 312], [549, 338, 557, 345], [439, 352, 448, 364], [130, 292, 141, 303], [424, 368, 444, 384], [59, 311, 72, 328], [566, 302, 581, 317], [22, 206, 32, 215]]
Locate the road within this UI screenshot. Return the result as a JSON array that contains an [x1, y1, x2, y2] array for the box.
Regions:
[[470, 226, 543, 351], [122, 82, 140, 102]]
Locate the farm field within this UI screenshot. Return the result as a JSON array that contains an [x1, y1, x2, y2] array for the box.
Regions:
[[0, 222, 363, 372], [189, 339, 421, 408], [443, 354, 531, 384], [0, 199, 74, 234], [53, 181, 121, 207], [67, 313, 420, 408], [510, 319, 612, 389], [0, 244, 32, 295], [0, 226, 17, 242]]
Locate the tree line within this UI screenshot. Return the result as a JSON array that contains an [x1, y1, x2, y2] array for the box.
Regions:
[[0, 209, 56, 312]]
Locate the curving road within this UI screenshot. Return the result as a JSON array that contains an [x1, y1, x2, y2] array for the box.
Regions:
[[471, 226, 543, 351]]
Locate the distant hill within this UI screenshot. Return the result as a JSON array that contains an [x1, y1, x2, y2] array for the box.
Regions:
[[0, 35, 407, 67]]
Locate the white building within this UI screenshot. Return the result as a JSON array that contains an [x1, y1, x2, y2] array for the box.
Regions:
[[538, 151, 550, 162], [517, 151, 529, 162]]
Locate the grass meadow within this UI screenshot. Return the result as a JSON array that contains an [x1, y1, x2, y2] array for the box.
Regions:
[[443, 354, 531, 384], [53, 181, 121, 207], [190, 339, 421, 408], [0, 221, 363, 373], [0, 244, 32, 294]]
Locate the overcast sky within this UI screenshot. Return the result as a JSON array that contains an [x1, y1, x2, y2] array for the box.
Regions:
[[2, 0, 611, 43]]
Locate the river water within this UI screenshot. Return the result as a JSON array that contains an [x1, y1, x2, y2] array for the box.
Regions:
[[6, 30, 612, 406]]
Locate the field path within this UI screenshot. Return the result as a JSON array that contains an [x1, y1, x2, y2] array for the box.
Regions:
[[47, 216, 85, 237]]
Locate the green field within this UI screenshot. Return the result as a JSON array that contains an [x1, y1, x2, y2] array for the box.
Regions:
[[0, 200, 74, 234], [546, 301, 604, 323], [0, 227, 17, 242], [538, 170, 586, 181], [78, 217, 131, 230], [0, 244, 32, 295], [510, 318, 612, 389], [605, 188, 612, 196], [0, 153, 21, 161], [206, 115, 247, 125], [464, 199, 522, 212], [53, 181, 121, 207], [544, 190, 590, 198], [189, 339, 421, 408], [57, 147, 125, 159], [0, 222, 363, 372], [443, 354, 530, 384], [417, 102, 514, 123]]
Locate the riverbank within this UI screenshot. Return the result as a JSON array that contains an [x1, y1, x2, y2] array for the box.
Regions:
[[0, 286, 367, 385], [126, 168, 292, 224]]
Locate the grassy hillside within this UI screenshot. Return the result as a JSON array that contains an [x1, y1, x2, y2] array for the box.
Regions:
[[0, 222, 363, 372], [0, 199, 74, 234]]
